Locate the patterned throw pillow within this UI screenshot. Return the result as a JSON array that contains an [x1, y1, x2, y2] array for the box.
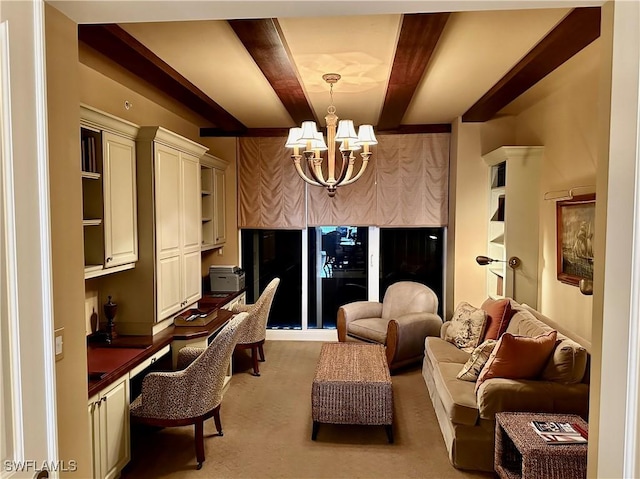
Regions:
[[444, 302, 488, 352], [457, 339, 498, 381]]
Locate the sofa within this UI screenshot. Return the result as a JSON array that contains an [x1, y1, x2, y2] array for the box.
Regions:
[[422, 300, 590, 472]]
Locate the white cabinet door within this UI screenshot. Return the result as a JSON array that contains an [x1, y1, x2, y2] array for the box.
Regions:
[[103, 132, 138, 267], [213, 167, 226, 246], [154, 144, 181, 259], [100, 377, 130, 479], [181, 152, 201, 251], [157, 254, 182, 320], [182, 249, 202, 307], [89, 376, 130, 479]]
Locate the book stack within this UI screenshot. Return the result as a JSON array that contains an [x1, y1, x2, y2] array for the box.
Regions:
[[530, 420, 588, 445], [81, 136, 97, 173]]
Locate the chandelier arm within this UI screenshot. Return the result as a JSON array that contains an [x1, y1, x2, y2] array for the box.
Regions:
[[303, 151, 330, 186], [339, 153, 371, 186], [292, 155, 321, 186], [334, 151, 353, 186]]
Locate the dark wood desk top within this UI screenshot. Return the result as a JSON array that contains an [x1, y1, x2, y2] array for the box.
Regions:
[[87, 290, 243, 397]]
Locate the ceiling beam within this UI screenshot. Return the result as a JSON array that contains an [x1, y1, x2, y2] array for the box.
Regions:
[[377, 13, 450, 131], [228, 19, 316, 126], [200, 123, 451, 138], [462, 7, 601, 122], [78, 24, 246, 133]]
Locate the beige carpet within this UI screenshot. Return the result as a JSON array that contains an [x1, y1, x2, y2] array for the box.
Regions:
[[122, 341, 495, 479]]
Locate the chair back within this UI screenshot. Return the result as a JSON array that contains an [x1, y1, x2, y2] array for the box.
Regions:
[[238, 277, 280, 344], [381, 281, 438, 319], [181, 312, 248, 417]]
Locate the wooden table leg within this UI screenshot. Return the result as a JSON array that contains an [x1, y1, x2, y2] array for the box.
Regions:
[[385, 425, 394, 444], [312, 421, 320, 440]]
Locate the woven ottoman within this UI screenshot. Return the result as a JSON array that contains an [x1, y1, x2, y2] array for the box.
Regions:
[[311, 342, 394, 443]]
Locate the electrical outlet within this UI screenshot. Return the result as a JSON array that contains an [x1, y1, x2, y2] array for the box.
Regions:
[[54, 327, 64, 361]]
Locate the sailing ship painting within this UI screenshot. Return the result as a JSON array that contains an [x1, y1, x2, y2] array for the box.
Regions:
[[557, 194, 595, 286]]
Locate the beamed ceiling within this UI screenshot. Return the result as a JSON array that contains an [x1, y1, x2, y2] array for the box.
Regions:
[[76, 6, 601, 137]]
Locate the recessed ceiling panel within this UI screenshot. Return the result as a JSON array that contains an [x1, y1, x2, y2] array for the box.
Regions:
[[278, 15, 401, 127], [404, 8, 571, 124], [120, 21, 294, 128]]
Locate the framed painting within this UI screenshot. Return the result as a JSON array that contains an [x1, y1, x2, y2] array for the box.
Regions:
[[556, 194, 595, 286]]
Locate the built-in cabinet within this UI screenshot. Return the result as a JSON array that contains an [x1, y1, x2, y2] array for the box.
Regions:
[[200, 153, 228, 251], [88, 375, 130, 479], [481, 146, 544, 307], [100, 127, 208, 335], [81, 106, 139, 280]]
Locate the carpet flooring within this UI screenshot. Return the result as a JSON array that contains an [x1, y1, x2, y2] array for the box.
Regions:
[[122, 341, 495, 479]]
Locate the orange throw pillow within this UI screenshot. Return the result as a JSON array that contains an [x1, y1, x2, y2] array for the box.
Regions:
[[475, 330, 557, 392], [481, 298, 512, 340]]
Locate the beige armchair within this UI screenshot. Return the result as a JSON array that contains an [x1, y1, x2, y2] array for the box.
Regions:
[[231, 277, 280, 376], [337, 281, 442, 370], [130, 312, 248, 470]]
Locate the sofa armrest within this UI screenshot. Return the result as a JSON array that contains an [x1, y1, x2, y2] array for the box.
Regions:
[[387, 312, 443, 365], [337, 301, 383, 341], [477, 377, 590, 421], [440, 321, 452, 340]]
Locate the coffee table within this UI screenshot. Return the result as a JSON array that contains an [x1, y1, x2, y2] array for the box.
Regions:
[[311, 342, 394, 443]]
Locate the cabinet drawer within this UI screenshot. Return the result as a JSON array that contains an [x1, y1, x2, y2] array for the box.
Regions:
[[129, 345, 170, 379]]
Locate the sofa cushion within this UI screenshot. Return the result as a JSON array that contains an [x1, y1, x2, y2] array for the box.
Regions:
[[444, 302, 488, 353], [432, 361, 479, 426], [425, 337, 471, 366], [457, 339, 498, 381], [542, 338, 588, 384], [347, 318, 390, 344], [481, 298, 512, 340], [475, 330, 558, 392], [506, 309, 554, 337]]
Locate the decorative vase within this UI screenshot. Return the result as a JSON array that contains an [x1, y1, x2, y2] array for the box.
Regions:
[[104, 295, 118, 344]]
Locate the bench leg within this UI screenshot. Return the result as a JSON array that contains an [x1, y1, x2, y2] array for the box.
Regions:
[[385, 425, 394, 444], [312, 421, 320, 440]]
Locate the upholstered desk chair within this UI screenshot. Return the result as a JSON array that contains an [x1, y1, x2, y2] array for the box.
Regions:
[[130, 312, 248, 470], [231, 277, 280, 376], [337, 281, 442, 371]]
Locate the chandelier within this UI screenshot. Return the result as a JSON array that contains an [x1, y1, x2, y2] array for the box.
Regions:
[[285, 73, 377, 197]]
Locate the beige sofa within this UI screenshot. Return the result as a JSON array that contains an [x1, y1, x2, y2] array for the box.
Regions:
[[422, 302, 590, 472]]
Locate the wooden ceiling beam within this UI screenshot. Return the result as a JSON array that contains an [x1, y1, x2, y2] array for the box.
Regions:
[[78, 24, 246, 133], [377, 13, 450, 131], [228, 19, 316, 126], [200, 123, 451, 138], [462, 7, 601, 122]]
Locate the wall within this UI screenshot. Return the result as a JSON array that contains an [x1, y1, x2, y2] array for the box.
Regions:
[[453, 39, 600, 342], [45, 5, 92, 476]]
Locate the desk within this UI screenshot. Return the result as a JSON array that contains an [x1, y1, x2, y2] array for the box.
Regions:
[[495, 412, 588, 479]]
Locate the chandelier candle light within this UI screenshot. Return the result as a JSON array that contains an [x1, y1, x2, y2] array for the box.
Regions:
[[285, 73, 377, 197]]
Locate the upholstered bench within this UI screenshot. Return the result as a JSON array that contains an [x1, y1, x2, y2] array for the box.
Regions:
[[311, 342, 394, 443]]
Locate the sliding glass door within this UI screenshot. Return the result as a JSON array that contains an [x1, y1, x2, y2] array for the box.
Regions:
[[307, 226, 369, 329]]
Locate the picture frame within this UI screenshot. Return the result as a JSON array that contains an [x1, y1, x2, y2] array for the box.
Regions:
[[556, 194, 595, 286]]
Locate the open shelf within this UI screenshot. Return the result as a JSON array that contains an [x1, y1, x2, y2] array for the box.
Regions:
[[83, 219, 102, 227], [82, 171, 101, 180]]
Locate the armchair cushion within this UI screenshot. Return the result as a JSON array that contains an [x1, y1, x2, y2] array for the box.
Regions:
[[348, 317, 390, 344]]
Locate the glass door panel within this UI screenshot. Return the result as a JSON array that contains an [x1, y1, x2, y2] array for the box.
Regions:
[[308, 226, 368, 329]]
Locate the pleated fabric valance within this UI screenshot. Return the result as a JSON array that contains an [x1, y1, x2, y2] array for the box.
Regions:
[[237, 132, 450, 228]]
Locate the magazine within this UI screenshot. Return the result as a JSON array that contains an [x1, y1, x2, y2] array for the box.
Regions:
[[530, 421, 588, 445]]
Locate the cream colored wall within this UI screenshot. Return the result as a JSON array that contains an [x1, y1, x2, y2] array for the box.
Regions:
[[512, 41, 600, 341], [45, 5, 92, 477]]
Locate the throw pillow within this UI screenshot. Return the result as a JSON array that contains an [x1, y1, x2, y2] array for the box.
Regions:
[[481, 298, 513, 340], [457, 339, 498, 381], [541, 338, 588, 384], [475, 330, 558, 392], [444, 302, 488, 353]]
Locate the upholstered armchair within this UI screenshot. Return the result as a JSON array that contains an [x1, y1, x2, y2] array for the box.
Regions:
[[231, 277, 280, 376], [130, 312, 248, 470], [337, 281, 442, 370]]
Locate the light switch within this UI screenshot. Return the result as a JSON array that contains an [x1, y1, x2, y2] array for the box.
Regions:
[[54, 327, 64, 361]]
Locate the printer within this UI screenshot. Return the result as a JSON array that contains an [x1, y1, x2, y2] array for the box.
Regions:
[[209, 265, 245, 292]]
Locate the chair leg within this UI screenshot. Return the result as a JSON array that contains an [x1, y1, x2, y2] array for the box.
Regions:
[[195, 420, 205, 470], [251, 346, 261, 376], [258, 343, 265, 362], [213, 405, 223, 436]]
